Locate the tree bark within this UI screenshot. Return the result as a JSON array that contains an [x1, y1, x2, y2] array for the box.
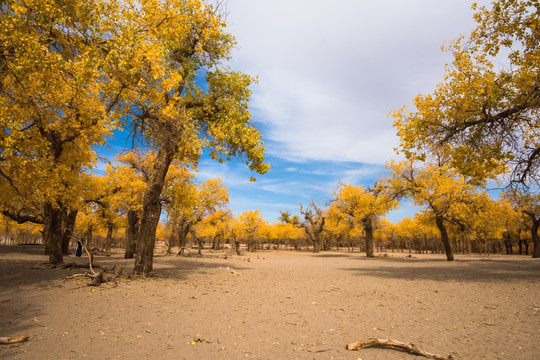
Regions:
[[166, 235, 175, 254], [531, 219, 539, 258], [134, 196, 162, 275], [105, 222, 114, 252], [247, 238, 255, 252], [212, 236, 220, 250], [43, 202, 64, 265], [125, 209, 139, 259], [364, 218, 375, 257], [61, 210, 78, 254], [84, 225, 93, 249], [197, 236, 204, 256], [435, 215, 454, 261], [175, 219, 191, 253], [233, 239, 241, 255], [134, 147, 174, 275]]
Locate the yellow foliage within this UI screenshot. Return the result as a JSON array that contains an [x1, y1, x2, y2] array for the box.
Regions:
[[392, 0, 540, 186], [328, 183, 398, 236], [388, 160, 494, 234], [0, 0, 123, 222]]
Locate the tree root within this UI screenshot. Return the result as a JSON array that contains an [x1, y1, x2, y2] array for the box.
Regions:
[[346, 338, 454, 360], [0, 335, 29, 344]]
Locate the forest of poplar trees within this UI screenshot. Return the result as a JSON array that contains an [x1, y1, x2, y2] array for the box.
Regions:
[[0, 0, 538, 277]]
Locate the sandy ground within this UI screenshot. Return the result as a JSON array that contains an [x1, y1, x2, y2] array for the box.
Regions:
[[1, 245, 539, 360]]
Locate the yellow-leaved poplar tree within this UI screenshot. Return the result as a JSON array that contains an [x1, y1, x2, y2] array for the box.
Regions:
[[109, 0, 268, 275], [388, 160, 489, 261], [392, 0, 539, 186], [329, 184, 397, 257], [0, 0, 126, 264], [164, 177, 229, 254], [502, 188, 540, 257], [237, 210, 265, 252]]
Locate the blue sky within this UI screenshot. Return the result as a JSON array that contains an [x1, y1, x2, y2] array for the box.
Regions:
[[189, 0, 493, 222], [98, 0, 492, 222]]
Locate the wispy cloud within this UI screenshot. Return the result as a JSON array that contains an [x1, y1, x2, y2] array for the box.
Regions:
[[226, 0, 485, 165], [339, 165, 389, 185], [195, 0, 489, 221]]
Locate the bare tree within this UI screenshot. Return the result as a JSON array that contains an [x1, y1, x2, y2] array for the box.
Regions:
[[299, 201, 326, 253]]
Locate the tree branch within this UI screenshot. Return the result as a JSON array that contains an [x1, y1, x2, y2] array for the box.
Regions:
[[2, 209, 43, 225], [346, 338, 454, 360]]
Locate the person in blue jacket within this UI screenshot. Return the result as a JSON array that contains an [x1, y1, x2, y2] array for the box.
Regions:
[[75, 240, 83, 257]]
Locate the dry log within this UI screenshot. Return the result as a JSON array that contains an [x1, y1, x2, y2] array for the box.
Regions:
[[346, 338, 453, 360], [0, 335, 29, 344]]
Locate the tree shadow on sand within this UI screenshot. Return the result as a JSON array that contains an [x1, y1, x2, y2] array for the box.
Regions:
[[342, 256, 540, 283], [1, 246, 250, 290], [153, 254, 250, 279], [0, 245, 248, 345], [310, 253, 354, 258]]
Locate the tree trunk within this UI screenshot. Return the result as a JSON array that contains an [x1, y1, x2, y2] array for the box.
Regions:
[[42, 216, 52, 255], [435, 215, 454, 261], [176, 219, 191, 253], [312, 237, 320, 253], [135, 198, 162, 275], [503, 232, 513, 255], [532, 219, 540, 258], [125, 210, 139, 259], [197, 236, 204, 256], [212, 236, 219, 250], [43, 202, 64, 265], [105, 223, 114, 252], [84, 225, 93, 249], [364, 219, 375, 257], [62, 210, 78, 255], [166, 234, 175, 254], [134, 147, 174, 275]]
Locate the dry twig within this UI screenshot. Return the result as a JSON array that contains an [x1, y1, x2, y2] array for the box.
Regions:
[[346, 338, 453, 360], [0, 335, 29, 344]]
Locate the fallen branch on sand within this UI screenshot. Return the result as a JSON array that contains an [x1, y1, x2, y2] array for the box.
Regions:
[[346, 338, 454, 360], [0, 335, 29, 344], [64, 245, 131, 286], [65, 269, 109, 286], [65, 265, 131, 286]]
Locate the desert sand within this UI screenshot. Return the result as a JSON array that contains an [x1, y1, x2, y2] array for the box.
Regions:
[[1, 245, 539, 360]]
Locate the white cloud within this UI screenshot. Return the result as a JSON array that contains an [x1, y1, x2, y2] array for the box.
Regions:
[[225, 0, 489, 165], [191, 0, 494, 221], [340, 165, 388, 184]]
